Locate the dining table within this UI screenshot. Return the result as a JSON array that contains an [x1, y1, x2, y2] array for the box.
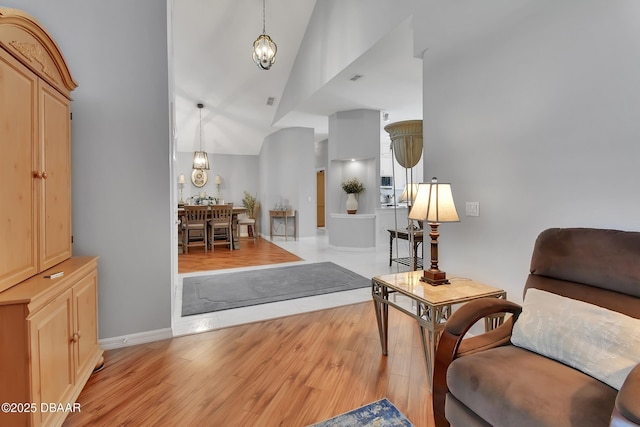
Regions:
[[178, 205, 246, 250]]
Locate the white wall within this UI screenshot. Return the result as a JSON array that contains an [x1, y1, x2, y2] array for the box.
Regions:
[[259, 127, 316, 237], [315, 139, 329, 170], [176, 152, 259, 205], [415, 0, 640, 302], [328, 109, 381, 215], [9, 0, 172, 338], [328, 109, 381, 161], [275, 0, 413, 123]]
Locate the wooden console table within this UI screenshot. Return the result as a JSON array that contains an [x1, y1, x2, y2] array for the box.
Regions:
[[372, 271, 506, 390], [388, 229, 423, 271], [269, 210, 297, 241]]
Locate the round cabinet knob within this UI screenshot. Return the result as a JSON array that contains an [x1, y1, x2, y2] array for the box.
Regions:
[[42, 171, 48, 179], [71, 333, 79, 343], [33, 171, 43, 178]]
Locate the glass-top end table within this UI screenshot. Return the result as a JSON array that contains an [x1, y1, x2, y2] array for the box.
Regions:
[[371, 270, 507, 390]]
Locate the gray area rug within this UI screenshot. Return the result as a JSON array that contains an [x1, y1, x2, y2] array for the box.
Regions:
[[182, 262, 370, 316]]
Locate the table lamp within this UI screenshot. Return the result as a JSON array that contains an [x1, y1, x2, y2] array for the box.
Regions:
[[408, 177, 460, 285], [399, 183, 419, 206], [399, 183, 420, 230], [178, 174, 186, 205], [215, 174, 223, 199]]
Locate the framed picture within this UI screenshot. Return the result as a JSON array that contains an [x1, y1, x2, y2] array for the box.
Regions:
[[191, 169, 208, 187]]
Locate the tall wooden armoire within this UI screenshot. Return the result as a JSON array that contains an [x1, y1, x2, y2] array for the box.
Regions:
[[0, 8, 102, 427]]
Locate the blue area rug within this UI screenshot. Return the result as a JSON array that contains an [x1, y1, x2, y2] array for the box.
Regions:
[[182, 262, 370, 316], [308, 398, 414, 427]]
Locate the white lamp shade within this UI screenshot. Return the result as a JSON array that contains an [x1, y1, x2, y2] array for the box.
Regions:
[[215, 175, 223, 185], [399, 183, 419, 203], [178, 174, 186, 184], [408, 180, 460, 223]]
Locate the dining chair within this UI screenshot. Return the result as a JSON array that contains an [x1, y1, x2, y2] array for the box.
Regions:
[[209, 203, 233, 250], [238, 201, 260, 243], [182, 205, 209, 254]]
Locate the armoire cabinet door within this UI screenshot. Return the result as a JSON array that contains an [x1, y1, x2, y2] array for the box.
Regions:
[[73, 269, 100, 378], [39, 81, 72, 271], [0, 48, 39, 291], [28, 288, 75, 427]]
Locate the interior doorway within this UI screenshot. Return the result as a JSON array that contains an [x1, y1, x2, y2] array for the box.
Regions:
[[316, 170, 325, 228]]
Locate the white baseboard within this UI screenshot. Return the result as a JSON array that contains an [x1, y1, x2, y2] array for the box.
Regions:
[[99, 328, 173, 350], [327, 244, 376, 252]]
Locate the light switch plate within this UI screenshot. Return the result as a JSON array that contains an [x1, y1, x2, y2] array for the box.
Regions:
[[466, 201, 480, 217]]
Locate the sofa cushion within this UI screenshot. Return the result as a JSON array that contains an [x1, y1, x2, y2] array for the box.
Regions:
[[512, 288, 640, 389], [445, 395, 492, 427], [447, 345, 617, 427], [530, 228, 640, 298]]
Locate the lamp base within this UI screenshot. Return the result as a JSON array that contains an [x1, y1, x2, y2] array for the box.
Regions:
[[420, 269, 450, 286]]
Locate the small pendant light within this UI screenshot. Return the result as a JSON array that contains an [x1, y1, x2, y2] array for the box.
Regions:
[[252, 0, 277, 70], [192, 103, 210, 170]]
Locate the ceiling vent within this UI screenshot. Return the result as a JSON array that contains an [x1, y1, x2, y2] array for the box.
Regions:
[[349, 74, 364, 82], [266, 96, 276, 106]]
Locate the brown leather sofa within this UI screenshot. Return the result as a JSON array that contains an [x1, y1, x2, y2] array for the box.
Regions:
[[433, 228, 640, 427]]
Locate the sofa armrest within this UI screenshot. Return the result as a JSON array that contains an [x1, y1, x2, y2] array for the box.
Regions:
[[432, 297, 522, 427], [611, 364, 640, 427]]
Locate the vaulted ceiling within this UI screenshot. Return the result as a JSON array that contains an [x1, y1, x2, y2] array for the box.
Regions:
[[172, 0, 422, 156]]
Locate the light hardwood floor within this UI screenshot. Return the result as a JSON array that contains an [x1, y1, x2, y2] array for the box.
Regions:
[[179, 236, 302, 273], [64, 303, 433, 426], [65, 236, 434, 426]]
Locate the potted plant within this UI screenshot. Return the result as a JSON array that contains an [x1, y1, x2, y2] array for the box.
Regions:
[[242, 191, 257, 218], [341, 177, 365, 214]]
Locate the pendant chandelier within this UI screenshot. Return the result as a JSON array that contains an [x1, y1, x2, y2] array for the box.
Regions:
[[252, 0, 277, 70], [192, 103, 210, 170]]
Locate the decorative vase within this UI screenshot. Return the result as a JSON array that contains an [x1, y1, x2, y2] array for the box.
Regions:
[[346, 193, 358, 214]]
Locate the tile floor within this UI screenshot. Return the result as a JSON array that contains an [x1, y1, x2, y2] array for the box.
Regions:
[[172, 229, 417, 336]]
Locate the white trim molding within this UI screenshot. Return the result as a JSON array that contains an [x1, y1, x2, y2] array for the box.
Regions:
[[99, 328, 173, 350]]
